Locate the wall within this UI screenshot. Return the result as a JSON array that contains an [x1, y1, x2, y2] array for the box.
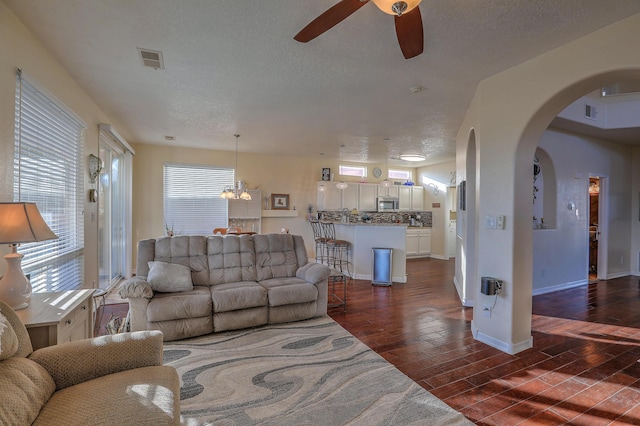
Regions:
[[0, 3, 127, 288], [532, 128, 632, 294], [418, 160, 456, 259], [455, 12, 640, 353], [130, 142, 421, 267]]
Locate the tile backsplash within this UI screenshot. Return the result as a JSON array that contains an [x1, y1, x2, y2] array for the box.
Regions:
[[318, 211, 432, 227]]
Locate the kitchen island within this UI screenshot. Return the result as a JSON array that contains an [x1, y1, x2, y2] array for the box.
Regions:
[[333, 222, 408, 283]]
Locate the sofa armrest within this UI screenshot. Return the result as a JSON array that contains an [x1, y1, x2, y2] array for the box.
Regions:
[[28, 330, 164, 391], [119, 277, 154, 299], [296, 262, 331, 284]]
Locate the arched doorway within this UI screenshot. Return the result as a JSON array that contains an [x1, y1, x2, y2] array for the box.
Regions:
[[458, 13, 640, 354]]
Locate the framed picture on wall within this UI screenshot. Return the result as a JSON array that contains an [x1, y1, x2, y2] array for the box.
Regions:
[[271, 194, 290, 210], [321, 168, 331, 181]]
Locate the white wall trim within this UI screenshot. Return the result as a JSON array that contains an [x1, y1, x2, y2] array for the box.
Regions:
[[532, 279, 587, 296], [454, 276, 474, 307], [471, 320, 533, 355], [606, 271, 631, 280]]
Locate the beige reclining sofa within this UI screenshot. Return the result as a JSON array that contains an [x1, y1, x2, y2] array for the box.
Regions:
[[119, 233, 331, 341], [0, 300, 180, 425]]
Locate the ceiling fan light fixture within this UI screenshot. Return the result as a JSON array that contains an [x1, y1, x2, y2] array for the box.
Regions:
[[371, 0, 421, 16], [399, 154, 426, 162]]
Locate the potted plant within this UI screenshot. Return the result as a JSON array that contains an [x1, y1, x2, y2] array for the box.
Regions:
[[164, 221, 174, 237]]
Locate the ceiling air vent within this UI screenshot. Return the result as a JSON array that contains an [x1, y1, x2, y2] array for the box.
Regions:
[[137, 48, 164, 70], [584, 104, 597, 120]]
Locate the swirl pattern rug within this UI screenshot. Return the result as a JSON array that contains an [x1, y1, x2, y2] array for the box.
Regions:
[[163, 316, 472, 425]]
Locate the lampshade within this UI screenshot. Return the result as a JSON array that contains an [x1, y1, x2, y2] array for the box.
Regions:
[[0, 202, 58, 310], [399, 154, 426, 162], [371, 0, 421, 16], [381, 179, 393, 188], [0, 202, 58, 243], [336, 182, 348, 190]]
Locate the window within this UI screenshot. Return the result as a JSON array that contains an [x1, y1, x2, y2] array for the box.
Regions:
[[339, 165, 367, 178], [163, 163, 233, 234], [14, 71, 85, 293], [389, 169, 411, 181]]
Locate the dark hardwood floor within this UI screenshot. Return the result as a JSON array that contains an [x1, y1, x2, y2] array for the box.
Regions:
[[328, 258, 640, 425]]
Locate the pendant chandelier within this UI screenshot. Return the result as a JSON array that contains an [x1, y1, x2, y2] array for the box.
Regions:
[[219, 134, 251, 200]]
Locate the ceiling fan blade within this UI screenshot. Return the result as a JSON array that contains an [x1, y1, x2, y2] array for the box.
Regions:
[[395, 6, 424, 59], [294, 0, 369, 43]]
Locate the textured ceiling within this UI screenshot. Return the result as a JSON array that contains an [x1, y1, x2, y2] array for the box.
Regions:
[[4, 0, 640, 166]]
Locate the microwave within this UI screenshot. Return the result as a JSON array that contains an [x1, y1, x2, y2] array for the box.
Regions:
[[377, 197, 399, 212]]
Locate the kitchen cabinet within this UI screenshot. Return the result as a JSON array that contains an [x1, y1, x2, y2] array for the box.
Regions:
[[378, 183, 399, 198], [228, 189, 261, 232], [406, 228, 431, 258], [358, 183, 378, 212], [317, 182, 371, 211], [399, 186, 424, 210], [228, 190, 261, 218]]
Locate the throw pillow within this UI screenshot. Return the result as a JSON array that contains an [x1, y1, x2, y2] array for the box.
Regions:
[[0, 312, 18, 360], [147, 261, 193, 292]]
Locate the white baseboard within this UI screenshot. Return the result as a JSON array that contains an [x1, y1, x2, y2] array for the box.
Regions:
[[453, 276, 474, 307], [607, 271, 631, 280], [532, 279, 587, 296], [471, 320, 533, 355]]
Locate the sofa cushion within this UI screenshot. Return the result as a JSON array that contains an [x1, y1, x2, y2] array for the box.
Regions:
[[253, 234, 300, 281], [259, 278, 319, 306], [153, 236, 210, 286], [147, 261, 194, 292], [0, 357, 56, 425], [211, 282, 268, 312], [147, 286, 212, 322], [207, 235, 257, 284], [33, 366, 179, 426], [0, 311, 18, 360]]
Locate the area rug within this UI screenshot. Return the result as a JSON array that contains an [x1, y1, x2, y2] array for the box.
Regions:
[[163, 316, 472, 425]]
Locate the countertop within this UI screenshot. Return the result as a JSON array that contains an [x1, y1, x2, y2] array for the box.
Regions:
[[332, 221, 431, 228]]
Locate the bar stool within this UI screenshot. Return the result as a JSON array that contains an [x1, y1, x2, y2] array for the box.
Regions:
[[321, 221, 351, 276], [309, 220, 328, 264]]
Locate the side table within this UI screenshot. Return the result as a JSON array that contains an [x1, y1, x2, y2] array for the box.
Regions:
[[15, 289, 94, 350]]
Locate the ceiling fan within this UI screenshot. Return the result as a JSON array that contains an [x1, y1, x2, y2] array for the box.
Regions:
[[294, 0, 424, 59]]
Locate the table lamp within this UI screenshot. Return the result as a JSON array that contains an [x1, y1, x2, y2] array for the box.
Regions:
[[0, 202, 58, 310]]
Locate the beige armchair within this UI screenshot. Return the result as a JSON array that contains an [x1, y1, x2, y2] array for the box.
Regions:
[[0, 300, 180, 425]]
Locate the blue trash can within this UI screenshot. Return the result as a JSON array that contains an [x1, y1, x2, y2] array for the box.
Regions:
[[372, 248, 393, 286]]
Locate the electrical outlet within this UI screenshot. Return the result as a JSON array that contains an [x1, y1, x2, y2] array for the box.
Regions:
[[483, 305, 491, 318]]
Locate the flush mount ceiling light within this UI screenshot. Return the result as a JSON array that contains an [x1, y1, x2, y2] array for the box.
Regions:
[[399, 154, 426, 162]]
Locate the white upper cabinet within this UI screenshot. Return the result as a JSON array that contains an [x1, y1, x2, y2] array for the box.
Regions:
[[358, 183, 378, 212], [377, 183, 399, 198], [399, 186, 424, 211], [228, 190, 262, 218], [317, 182, 378, 211]]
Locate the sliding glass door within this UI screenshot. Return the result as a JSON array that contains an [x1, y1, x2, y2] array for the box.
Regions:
[[98, 136, 126, 290]]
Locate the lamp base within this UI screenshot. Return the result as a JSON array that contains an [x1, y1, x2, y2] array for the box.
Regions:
[[0, 249, 31, 310]]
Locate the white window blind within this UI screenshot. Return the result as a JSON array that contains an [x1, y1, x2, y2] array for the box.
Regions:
[[14, 70, 85, 292], [163, 163, 233, 235]]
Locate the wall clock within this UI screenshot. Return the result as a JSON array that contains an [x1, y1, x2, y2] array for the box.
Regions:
[[372, 167, 382, 178]]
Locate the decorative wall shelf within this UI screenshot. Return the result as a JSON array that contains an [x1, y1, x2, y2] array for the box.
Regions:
[[261, 210, 298, 218]]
